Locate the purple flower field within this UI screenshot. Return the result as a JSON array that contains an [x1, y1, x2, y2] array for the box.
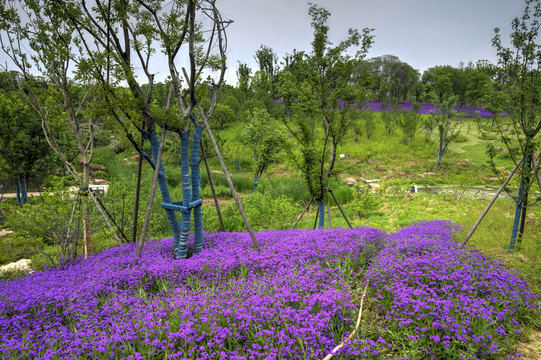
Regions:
[[0, 221, 537, 359]]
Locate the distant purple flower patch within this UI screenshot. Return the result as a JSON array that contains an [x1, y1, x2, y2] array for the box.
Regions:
[[274, 99, 508, 117]]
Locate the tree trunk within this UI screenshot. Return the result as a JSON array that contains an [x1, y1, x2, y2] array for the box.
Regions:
[[137, 129, 168, 258], [82, 160, 91, 258], [508, 179, 525, 253], [146, 130, 182, 259], [317, 199, 325, 229], [179, 130, 193, 259], [191, 125, 204, 254]]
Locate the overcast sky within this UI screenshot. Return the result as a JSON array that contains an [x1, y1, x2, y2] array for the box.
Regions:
[[217, 0, 525, 84]]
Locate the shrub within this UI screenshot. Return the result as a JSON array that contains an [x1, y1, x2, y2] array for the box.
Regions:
[[350, 183, 382, 218]]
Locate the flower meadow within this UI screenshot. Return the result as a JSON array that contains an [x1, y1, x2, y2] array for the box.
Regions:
[[0, 221, 538, 360]]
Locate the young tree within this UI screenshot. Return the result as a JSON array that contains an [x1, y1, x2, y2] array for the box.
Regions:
[[0, 90, 52, 205], [0, 1, 112, 257], [254, 45, 279, 99], [278, 4, 373, 228], [432, 97, 460, 166], [59, 0, 259, 257], [490, 0, 541, 252], [241, 108, 284, 192]]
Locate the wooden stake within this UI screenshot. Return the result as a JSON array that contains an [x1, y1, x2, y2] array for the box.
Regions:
[[291, 199, 313, 229], [329, 188, 353, 228], [201, 142, 225, 232], [461, 157, 523, 246]]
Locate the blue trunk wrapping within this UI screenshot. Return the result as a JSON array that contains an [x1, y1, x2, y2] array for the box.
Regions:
[[191, 125, 204, 254], [509, 180, 524, 253], [15, 180, 21, 206], [253, 173, 262, 193], [317, 199, 325, 229], [438, 151, 443, 163], [179, 131, 192, 259], [148, 132, 182, 258]]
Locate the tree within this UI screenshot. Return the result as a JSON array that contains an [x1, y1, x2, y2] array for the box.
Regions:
[[367, 55, 420, 102], [0, 89, 52, 205], [237, 61, 252, 96], [0, 1, 111, 257], [490, 0, 541, 252], [254, 45, 279, 99], [242, 108, 285, 192], [58, 0, 260, 257], [277, 4, 373, 228], [432, 96, 460, 165]]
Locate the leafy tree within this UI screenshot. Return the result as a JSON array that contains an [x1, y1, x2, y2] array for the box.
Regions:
[[367, 55, 420, 102], [57, 0, 260, 257], [0, 1, 111, 256], [211, 103, 235, 129], [0, 90, 52, 205], [242, 108, 285, 192], [237, 61, 252, 96], [277, 4, 373, 228], [432, 97, 460, 165], [398, 102, 421, 144], [490, 0, 541, 252], [254, 45, 279, 99]]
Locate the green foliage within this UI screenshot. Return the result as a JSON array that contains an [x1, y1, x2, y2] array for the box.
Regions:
[[398, 102, 421, 144], [349, 183, 382, 218], [4, 177, 81, 265], [242, 109, 285, 190], [363, 111, 376, 139], [211, 103, 235, 129], [204, 192, 299, 232], [0, 90, 54, 185]]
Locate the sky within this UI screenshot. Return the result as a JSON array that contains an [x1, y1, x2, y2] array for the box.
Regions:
[[0, 0, 527, 86], [216, 0, 525, 85]]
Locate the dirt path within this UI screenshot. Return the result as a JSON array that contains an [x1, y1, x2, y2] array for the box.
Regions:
[[0, 192, 42, 200]]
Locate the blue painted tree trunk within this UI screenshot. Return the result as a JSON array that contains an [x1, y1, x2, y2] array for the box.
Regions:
[[191, 125, 204, 255], [317, 199, 325, 229], [179, 131, 192, 259], [437, 151, 443, 164], [147, 132, 182, 258], [22, 177, 28, 204], [509, 179, 525, 253], [253, 172, 262, 193], [15, 180, 21, 207]]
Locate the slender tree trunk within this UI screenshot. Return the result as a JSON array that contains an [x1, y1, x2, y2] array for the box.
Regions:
[[82, 161, 91, 258], [317, 199, 325, 229], [15, 179, 21, 207], [146, 130, 183, 259], [136, 129, 167, 258], [517, 155, 533, 244], [509, 179, 525, 253], [179, 130, 193, 259], [327, 193, 332, 228], [191, 125, 204, 254]]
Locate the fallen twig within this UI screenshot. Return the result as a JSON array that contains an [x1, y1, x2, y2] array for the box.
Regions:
[[322, 284, 369, 360]]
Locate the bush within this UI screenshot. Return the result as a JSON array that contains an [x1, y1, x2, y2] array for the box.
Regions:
[[202, 192, 299, 232], [349, 183, 382, 218]]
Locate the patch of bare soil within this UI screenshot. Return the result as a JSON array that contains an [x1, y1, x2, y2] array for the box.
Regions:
[[516, 329, 541, 360]]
